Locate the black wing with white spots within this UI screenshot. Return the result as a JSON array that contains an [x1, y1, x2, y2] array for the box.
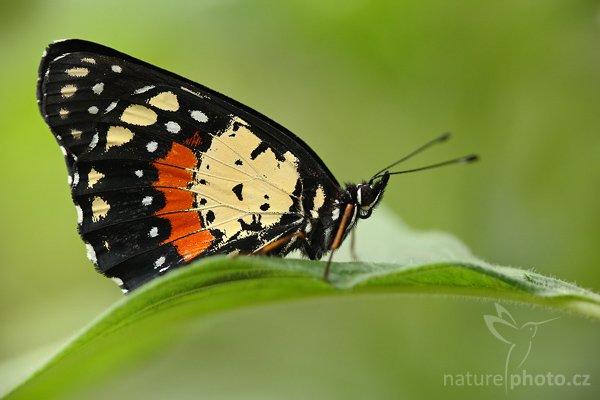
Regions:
[[38, 39, 343, 292]]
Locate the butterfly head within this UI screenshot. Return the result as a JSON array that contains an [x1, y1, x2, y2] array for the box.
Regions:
[[355, 172, 390, 219], [350, 133, 478, 220]]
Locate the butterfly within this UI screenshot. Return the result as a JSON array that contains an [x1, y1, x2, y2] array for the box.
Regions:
[[37, 39, 477, 293]]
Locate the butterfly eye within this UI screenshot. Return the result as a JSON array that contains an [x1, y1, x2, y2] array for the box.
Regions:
[[357, 185, 374, 208]]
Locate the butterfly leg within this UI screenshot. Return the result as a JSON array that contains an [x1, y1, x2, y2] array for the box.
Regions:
[[256, 231, 305, 256], [349, 228, 360, 262], [323, 203, 355, 280]]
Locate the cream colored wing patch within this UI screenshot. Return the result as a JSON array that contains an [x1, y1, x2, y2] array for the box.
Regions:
[[192, 117, 301, 242]]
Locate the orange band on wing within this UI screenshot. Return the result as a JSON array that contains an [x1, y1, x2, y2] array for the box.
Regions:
[[171, 231, 214, 261], [153, 142, 197, 188], [156, 142, 198, 170], [153, 142, 214, 260], [160, 212, 213, 261], [154, 163, 193, 188], [154, 188, 194, 214]]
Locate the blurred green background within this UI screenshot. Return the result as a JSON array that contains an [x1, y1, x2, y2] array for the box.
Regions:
[[1, 0, 599, 398]]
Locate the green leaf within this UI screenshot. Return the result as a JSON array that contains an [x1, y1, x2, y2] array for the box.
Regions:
[[3, 209, 599, 399]]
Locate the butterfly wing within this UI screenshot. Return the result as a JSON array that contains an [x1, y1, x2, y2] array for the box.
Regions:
[[38, 39, 341, 292]]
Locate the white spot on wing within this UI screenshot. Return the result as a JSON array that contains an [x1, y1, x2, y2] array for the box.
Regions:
[[72, 172, 80, 187], [134, 85, 155, 94], [89, 132, 99, 150], [135, 170, 144, 178], [305, 221, 312, 234], [59, 108, 69, 119], [142, 196, 153, 206], [86, 243, 97, 264], [149, 227, 158, 237], [92, 82, 104, 95], [60, 146, 67, 156], [111, 277, 124, 287], [154, 256, 166, 269], [165, 121, 181, 133], [76, 205, 83, 224], [190, 110, 208, 123], [105, 101, 118, 113], [112, 65, 122, 73], [88, 106, 99, 115], [51, 53, 69, 62], [82, 57, 96, 64], [331, 208, 340, 221], [71, 129, 82, 139], [146, 141, 158, 152], [181, 86, 207, 98]]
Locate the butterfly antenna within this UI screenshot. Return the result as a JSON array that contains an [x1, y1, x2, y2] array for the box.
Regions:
[[371, 132, 451, 180], [386, 154, 478, 176]]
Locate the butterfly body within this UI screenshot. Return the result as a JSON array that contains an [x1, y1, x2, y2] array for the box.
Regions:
[[38, 40, 390, 292]]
